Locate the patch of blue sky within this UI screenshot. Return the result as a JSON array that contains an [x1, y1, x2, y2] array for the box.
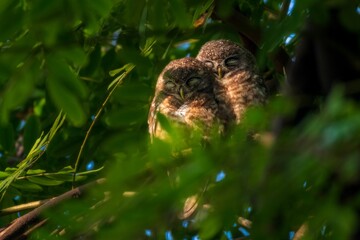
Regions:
[[145, 229, 152, 237], [224, 230, 232, 239], [239, 227, 250, 237], [177, 42, 191, 50], [111, 29, 121, 46], [86, 160, 95, 171], [247, 206, 252, 213], [165, 230, 173, 240], [287, 0, 295, 15], [13, 195, 21, 201], [216, 170, 226, 182], [17, 119, 26, 131], [191, 235, 200, 240], [285, 33, 296, 45]]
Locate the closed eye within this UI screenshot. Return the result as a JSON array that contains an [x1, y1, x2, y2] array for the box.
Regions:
[[225, 56, 240, 67], [204, 61, 214, 68], [164, 81, 176, 90], [186, 77, 202, 88]]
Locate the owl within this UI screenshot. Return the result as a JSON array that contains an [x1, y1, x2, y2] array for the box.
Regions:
[[196, 39, 267, 124], [148, 57, 224, 141]]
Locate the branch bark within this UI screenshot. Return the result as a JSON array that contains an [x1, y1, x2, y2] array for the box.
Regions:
[[0, 178, 106, 240]]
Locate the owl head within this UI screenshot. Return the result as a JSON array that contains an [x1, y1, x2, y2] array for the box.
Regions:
[[196, 39, 256, 78], [156, 57, 214, 102]]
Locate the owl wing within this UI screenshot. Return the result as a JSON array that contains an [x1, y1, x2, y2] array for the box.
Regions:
[[221, 70, 268, 124]]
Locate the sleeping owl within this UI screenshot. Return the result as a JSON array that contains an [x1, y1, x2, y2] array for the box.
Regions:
[[148, 57, 226, 141], [196, 39, 268, 124]]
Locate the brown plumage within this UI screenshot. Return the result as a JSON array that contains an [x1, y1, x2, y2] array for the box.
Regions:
[[196, 39, 268, 124], [148, 57, 224, 141]]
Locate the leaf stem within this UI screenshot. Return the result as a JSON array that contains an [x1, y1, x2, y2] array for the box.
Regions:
[[72, 64, 135, 187]]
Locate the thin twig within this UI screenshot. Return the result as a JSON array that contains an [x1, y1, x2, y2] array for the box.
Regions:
[[72, 65, 135, 186], [21, 218, 48, 237], [0, 199, 49, 216]]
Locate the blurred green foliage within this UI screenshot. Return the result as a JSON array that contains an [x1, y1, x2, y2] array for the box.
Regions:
[[0, 0, 359, 239]]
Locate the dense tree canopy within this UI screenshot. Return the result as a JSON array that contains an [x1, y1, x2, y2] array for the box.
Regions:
[[0, 0, 360, 239]]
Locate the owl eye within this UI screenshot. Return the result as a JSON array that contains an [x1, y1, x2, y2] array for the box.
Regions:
[[204, 61, 214, 68], [186, 77, 202, 88], [164, 81, 176, 91], [225, 57, 240, 67]]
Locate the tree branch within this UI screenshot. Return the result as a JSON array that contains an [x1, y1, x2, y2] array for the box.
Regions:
[[0, 178, 106, 240]]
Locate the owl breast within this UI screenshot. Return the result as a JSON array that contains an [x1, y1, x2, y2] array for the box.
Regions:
[[216, 70, 267, 123], [177, 94, 219, 128]]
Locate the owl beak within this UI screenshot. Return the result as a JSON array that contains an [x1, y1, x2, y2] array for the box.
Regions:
[[217, 66, 223, 78], [179, 87, 185, 100]]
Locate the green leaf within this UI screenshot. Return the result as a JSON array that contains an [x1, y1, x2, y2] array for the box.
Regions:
[[5, 167, 17, 173], [0, 113, 65, 201], [11, 180, 43, 192], [59, 165, 75, 173], [0, 171, 10, 179], [112, 82, 152, 102], [109, 63, 134, 77], [47, 73, 87, 126], [168, 0, 192, 28], [339, 5, 360, 32], [157, 112, 172, 133], [57, 47, 87, 67], [46, 54, 88, 126], [80, 44, 101, 76], [47, 174, 87, 182], [0, 60, 37, 123], [26, 169, 46, 175], [27, 176, 64, 186], [199, 217, 222, 239], [108, 63, 135, 90], [104, 106, 147, 127], [47, 54, 89, 98], [77, 166, 104, 175], [23, 115, 41, 154], [0, 123, 14, 152]]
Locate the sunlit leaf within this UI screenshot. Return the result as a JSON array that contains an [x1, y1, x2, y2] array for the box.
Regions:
[[0, 171, 10, 179], [27, 176, 64, 186], [27, 169, 46, 175], [11, 180, 43, 192]]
